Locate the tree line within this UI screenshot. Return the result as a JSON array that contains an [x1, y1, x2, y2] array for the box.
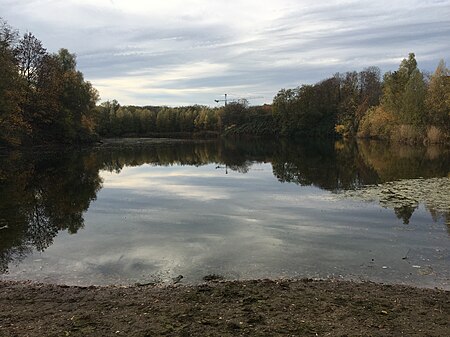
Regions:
[[273, 53, 449, 143], [93, 100, 275, 138], [92, 53, 450, 144], [1, 18, 448, 146]]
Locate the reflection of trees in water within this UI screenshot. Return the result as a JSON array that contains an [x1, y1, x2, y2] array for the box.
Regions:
[[0, 141, 268, 273], [349, 141, 449, 226], [357, 141, 450, 182], [0, 151, 103, 272], [343, 178, 450, 226], [95, 139, 276, 174], [271, 140, 449, 227], [271, 140, 381, 191], [394, 205, 418, 225], [96, 141, 220, 173], [1, 139, 449, 272], [90, 139, 450, 230], [271, 140, 450, 191]]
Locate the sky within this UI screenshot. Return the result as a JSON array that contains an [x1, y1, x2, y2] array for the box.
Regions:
[[1, 0, 449, 106]]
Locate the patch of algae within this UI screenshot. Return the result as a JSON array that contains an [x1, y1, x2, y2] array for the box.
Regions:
[[342, 177, 450, 215]]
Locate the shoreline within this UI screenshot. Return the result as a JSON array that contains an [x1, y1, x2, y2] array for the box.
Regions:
[[1, 278, 448, 336]]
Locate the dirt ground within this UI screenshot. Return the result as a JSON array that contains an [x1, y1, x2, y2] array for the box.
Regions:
[[0, 279, 448, 337]]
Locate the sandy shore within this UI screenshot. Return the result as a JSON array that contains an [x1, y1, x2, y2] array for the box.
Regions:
[[1, 278, 448, 337]]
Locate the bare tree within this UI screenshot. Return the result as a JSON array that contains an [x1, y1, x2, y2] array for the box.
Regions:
[[16, 32, 47, 87]]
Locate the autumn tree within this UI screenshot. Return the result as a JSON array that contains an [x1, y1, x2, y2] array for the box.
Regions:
[[273, 77, 340, 137], [0, 19, 27, 145], [219, 102, 247, 129], [360, 66, 382, 107], [336, 67, 382, 138], [426, 60, 450, 131], [272, 88, 299, 136], [94, 100, 120, 136], [336, 71, 359, 137], [31, 54, 65, 141], [357, 53, 450, 143]]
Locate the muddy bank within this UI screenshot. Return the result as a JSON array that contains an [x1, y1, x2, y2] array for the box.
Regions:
[[0, 279, 448, 337]]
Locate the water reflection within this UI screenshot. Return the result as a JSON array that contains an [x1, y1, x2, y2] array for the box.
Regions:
[[0, 151, 102, 272], [0, 139, 449, 282]]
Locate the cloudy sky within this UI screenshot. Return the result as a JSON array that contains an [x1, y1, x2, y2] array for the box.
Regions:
[[1, 0, 449, 106]]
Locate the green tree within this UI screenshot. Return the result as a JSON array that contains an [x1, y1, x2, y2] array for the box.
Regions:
[[381, 53, 420, 118], [402, 69, 426, 126], [219, 102, 247, 129], [272, 88, 300, 136], [0, 19, 27, 145], [399, 53, 418, 78], [179, 107, 196, 132], [336, 71, 359, 137], [360, 66, 382, 107], [139, 108, 157, 134], [273, 77, 340, 137], [426, 60, 450, 130], [336, 67, 382, 138], [24, 48, 99, 143], [56, 49, 99, 142], [57, 48, 77, 72], [31, 54, 65, 141], [96, 99, 120, 136], [38, 48, 98, 142]]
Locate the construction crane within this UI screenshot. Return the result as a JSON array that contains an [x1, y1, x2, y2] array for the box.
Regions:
[[214, 94, 263, 106], [214, 93, 229, 105]]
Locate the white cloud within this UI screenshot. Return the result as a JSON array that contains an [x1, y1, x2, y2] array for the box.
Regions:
[[1, 0, 449, 105]]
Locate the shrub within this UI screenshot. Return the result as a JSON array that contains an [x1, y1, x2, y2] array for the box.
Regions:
[[426, 125, 448, 144], [357, 106, 397, 140], [390, 124, 423, 144]]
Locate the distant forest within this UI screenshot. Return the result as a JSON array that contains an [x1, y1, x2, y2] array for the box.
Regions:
[[1, 19, 449, 147]]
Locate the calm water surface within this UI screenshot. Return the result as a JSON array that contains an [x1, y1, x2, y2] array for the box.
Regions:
[[0, 139, 449, 288]]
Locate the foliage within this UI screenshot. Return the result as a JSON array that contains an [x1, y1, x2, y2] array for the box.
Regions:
[[357, 53, 449, 144], [401, 69, 426, 126], [426, 126, 446, 144], [16, 32, 47, 88], [272, 77, 341, 137], [220, 103, 275, 136], [0, 19, 27, 146], [0, 150, 102, 272], [381, 53, 419, 118], [425, 60, 450, 136], [1, 21, 446, 146], [390, 124, 423, 144], [94, 104, 222, 137], [93, 102, 276, 138], [357, 106, 397, 140], [0, 19, 99, 146], [273, 68, 382, 139], [335, 67, 382, 138], [220, 102, 248, 128]]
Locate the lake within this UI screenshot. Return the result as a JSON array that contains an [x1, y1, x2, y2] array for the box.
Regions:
[[0, 139, 449, 288]]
